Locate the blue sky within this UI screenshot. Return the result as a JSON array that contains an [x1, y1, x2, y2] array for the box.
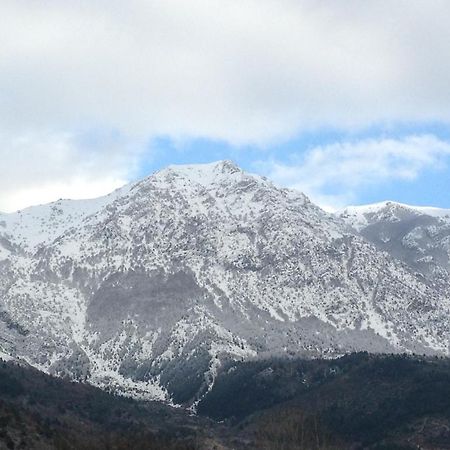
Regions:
[[141, 122, 450, 210], [2, 1, 450, 212]]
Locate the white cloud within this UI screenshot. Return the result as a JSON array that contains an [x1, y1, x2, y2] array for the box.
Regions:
[[0, 130, 143, 212], [2, 177, 126, 213], [2, 1, 450, 209], [2, 0, 450, 143], [258, 135, 450, 211]]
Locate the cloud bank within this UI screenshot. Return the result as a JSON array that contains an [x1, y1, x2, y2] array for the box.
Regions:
[[2, 0, 450, 209], [3, 0, 450, 141], [0, 131, 143, 211]]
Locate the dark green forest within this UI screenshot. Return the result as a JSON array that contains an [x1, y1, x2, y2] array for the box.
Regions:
[[0, 354, 449, 449], [198, 352, 450, 449]]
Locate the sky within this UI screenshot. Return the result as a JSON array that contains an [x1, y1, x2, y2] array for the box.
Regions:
[[2, 0, 450, 212]]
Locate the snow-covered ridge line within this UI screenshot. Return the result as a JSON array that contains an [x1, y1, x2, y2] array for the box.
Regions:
[[0, 160, 302, 251], [338, 200, 450, 232], [340, 200, 450, 218], [0, 183, 134, 250]]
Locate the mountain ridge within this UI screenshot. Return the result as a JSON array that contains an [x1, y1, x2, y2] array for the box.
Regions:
[[1, 161, 449, 405], [338, 199, 450, 287]]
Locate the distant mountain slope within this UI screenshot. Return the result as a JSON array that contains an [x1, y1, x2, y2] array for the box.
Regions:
[[339, 201, 450, 231], [339, 201, 450, 284], [1, 162, 449, 405]]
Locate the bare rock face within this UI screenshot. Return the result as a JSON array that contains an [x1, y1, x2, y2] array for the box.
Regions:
[[1, 162, 449, 405]]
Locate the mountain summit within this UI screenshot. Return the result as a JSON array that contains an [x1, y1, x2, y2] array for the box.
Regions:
[[1, 162, 449, 405]]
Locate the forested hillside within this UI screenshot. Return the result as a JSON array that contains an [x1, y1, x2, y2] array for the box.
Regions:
[[1, 354, 449, 449]]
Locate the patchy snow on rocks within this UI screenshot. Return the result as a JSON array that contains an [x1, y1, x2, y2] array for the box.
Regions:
[[1, 162, 449, 406]]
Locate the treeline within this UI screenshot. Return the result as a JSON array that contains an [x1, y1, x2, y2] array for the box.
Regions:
[[0, 361, 209, 449], [0, 353, 449, 449], [198, 352, 450, 449]]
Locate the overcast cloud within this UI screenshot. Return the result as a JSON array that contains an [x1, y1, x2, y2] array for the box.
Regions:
[[2, 0, 450, 210], [0, 130, 143, 211]]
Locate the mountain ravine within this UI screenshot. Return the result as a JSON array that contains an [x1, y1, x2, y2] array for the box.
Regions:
[[0, 161, 449, 405]]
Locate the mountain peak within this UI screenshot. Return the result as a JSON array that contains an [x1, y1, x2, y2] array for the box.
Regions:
[[165, 160, 241, 176], [147, 160, 265, 190]]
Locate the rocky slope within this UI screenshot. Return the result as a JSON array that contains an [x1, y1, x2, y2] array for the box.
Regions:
[[1, 162, 449, 405], [339, 201, 450, 286]]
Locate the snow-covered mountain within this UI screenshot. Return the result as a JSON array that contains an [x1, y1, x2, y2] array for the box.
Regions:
[[1, 162, 449, 405], [339, 201, 450, 285]]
